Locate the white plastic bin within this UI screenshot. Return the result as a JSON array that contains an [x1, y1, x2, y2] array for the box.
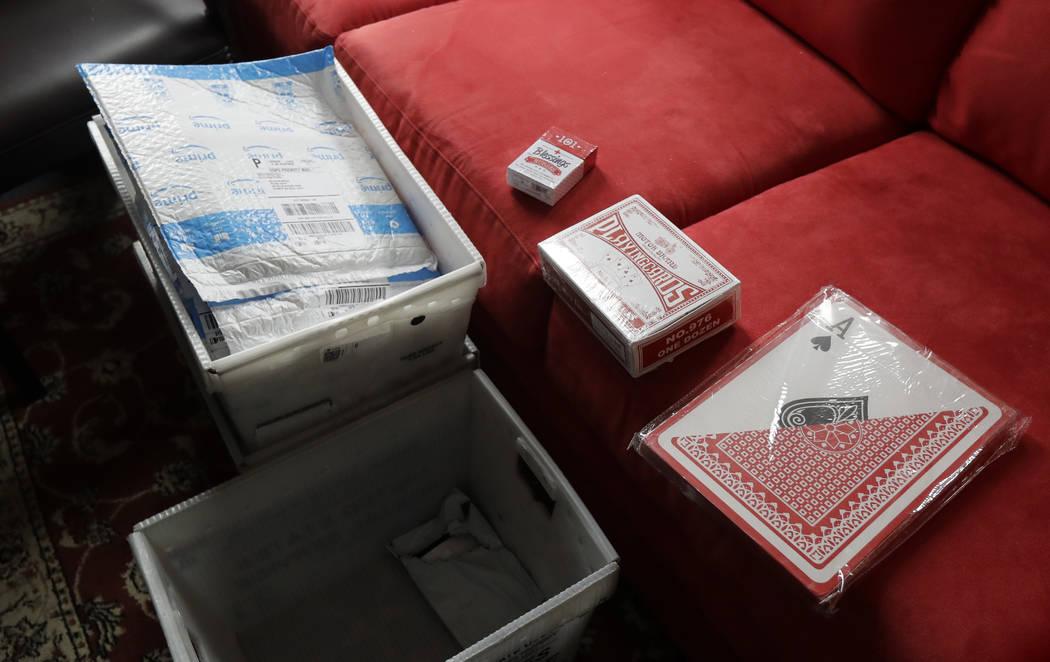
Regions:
[[129, 369, 619, 662], [88, 60, 485, 465]]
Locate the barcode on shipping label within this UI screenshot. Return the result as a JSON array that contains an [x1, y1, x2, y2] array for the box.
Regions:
[[200, 311, 223, 343], [321, 345, 346, 363], [324, 285, 388, 306], [280, 200, 340, 217], [285, 219, 359, 236]]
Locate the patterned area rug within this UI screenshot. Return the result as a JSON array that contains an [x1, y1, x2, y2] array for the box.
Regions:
[[0, 168, 684, 662], [0, 170, 237, 662]]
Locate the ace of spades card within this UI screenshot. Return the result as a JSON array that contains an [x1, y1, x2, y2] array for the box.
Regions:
[[636, 286, 1024, 603]]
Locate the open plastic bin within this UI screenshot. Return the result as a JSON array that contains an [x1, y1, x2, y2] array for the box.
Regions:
[[129, 369, 620, 662], [87, 58, 486, 466]]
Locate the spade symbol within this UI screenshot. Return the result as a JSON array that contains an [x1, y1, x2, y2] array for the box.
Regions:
[[811, 336, 832, 352]]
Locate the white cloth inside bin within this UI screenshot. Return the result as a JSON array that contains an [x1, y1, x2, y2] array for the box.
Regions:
[[390, 490, 545, 648]]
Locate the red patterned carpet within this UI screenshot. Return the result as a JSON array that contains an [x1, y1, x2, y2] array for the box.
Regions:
[[0, 167, 685, 661], [0, 170, 238, 661]]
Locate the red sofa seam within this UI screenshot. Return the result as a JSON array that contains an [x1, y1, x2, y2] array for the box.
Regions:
[[919, 0, 1045, 201], [288, 0, 335, 49], [739, 1, 906, 125], [928, 129, 1050, 206], [920, 0, 997, 130], [336, 43, 546, 274], [740, 0, 986, 126]]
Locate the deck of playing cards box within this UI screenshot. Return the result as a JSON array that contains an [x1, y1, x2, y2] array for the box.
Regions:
[[539, 195, 740, 377], [633, 286, 1028, 606], [508, 127, 597, 205]]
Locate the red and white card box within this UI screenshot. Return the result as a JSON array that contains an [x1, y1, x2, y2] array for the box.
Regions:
[[633, 286, 1027, 606], [539, 195, 741, 377], [508, 127, 597, 205]]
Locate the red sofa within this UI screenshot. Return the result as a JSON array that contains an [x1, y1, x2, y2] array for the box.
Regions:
[[220, 0, 1050, 659]]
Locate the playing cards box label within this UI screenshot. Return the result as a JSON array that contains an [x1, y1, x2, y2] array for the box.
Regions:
[[539, 195, 740, 376], [633, 287, 1027, 604], [508, 127, 597, 205]]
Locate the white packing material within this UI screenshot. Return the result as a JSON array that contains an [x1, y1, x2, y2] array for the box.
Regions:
[[77, 47, 438, 308], [390, 490, 546, 648]]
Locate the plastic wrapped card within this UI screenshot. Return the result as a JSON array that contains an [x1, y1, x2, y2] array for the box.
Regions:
[[632, 286, 1028, 606], [539, 195, 740, 376]]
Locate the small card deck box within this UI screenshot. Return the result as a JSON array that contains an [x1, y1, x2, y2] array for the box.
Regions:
[[539, 195, 740, 377], [507, 127, 597, 205]]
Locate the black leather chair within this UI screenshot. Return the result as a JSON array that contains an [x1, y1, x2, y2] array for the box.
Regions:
[[0, 0, 230, 192], [0, 0, 230, 404]]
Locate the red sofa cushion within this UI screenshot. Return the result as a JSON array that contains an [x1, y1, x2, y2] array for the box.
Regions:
[[931, 0, 1050, 202], [336, 0, 902, 357], [222, 0, 456, 57], [747, 0, 989, 123], [535, 131, 1050, 660]]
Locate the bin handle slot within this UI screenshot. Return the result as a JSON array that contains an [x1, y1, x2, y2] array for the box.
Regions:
[[515, 436, 559, 516]]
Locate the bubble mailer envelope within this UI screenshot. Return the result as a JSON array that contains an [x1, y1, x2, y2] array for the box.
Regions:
[[78, 47, 438, 309]]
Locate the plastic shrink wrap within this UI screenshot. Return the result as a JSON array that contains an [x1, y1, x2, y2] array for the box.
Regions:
[[632, 286, 1028, 607]]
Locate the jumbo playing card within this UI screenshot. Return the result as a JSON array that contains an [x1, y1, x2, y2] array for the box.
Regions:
[[635, 286, 1023, 603]]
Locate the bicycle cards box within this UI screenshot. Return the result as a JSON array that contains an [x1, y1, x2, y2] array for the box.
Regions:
[[633, 286, 1027, 605], [539, 195, 740, 377]]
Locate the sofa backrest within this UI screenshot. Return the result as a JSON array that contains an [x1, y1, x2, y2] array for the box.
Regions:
[[221, 0, 457, 57], [746, 0, 989, 123], [930, 0, 1050, 202]]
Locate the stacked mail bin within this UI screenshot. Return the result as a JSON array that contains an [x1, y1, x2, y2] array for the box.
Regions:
[[90, 57, 618, 662]]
